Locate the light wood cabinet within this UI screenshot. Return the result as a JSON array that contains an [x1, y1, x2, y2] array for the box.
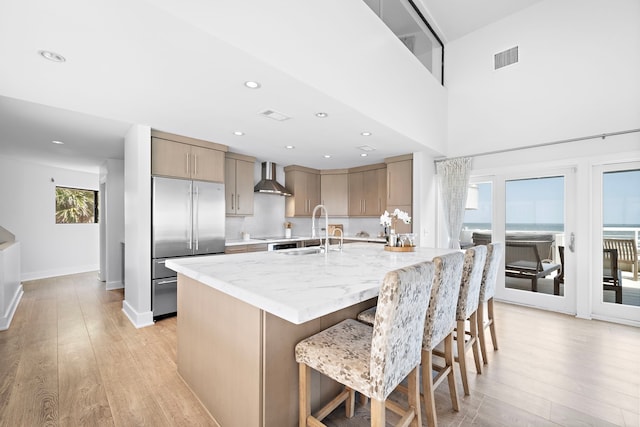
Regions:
[[385, 154, 413, 233], [224, 243, 268, 254], [320, 170, 348, 216], [386, 155, 412, 207], [284, 166, 320, 217], [348, 164, 386, 217], [225, 153, 255, 216], [151, 131, 226, 182]]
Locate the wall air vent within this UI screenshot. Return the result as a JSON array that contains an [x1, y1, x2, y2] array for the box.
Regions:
[[259, 109, 291, 121], [494, 46, 519, 70]]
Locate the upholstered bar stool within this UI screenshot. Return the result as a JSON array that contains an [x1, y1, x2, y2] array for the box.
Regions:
[[421, 251, 464, 427], [477, 242, 504, 364], [295, 261, 435, 427], [357, 252, 465, 426], [452, 245, 487, 396]]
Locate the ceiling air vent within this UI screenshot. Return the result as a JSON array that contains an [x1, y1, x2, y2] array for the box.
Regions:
[[259, 109, 291, 121], [494, 46, 518, 70]]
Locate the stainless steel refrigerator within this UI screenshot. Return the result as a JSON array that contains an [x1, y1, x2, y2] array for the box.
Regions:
[[152, 176, 225, 319]]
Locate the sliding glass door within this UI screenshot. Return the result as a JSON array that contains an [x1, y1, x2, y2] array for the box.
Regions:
[[488, 168, 576, 314], [592, 162, 640, 323]]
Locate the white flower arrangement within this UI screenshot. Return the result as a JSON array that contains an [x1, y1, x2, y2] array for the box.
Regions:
[[379, 209, 412, 228]]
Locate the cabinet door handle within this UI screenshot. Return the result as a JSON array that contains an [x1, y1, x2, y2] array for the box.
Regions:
[[237, 194, 240, 210], [363, 200, 366, 213], [231, 193, 234, 210], [186, 153, 190, 175], [387, 171, 391, 200]]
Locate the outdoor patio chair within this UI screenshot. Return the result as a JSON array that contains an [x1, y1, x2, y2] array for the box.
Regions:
[[505, 241, 560, 292], [603, 248, 623, 304]]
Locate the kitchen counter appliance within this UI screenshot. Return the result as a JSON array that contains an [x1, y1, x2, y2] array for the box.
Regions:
[[152, 176, 225, 320]]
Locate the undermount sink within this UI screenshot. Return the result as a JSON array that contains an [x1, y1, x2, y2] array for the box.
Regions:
[[279, 247, 322, 256]]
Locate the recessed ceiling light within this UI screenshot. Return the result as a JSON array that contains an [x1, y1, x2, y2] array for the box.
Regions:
[[323, 154, 331, 158], [285, 145, 295, 149], [244, 81, 261, 89], [233, 131, 244, 136], [360, 131, 372, 136], [315, 112, 328, 118], [38, 50, 66, 63], [360, 153, 368, 157], [51, 140, 65, 145]]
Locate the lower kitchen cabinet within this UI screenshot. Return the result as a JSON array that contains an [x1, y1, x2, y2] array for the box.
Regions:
[[225, 244, 268, 254]]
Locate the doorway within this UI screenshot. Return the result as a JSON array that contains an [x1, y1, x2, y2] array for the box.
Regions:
[[591, 162, 640, 324]]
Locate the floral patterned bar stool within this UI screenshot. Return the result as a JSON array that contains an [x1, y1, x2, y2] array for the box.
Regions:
[[477, 242, 504, 364], [453, 245, 487, 396], [295, 261, 435, 427], [357, 251, 466, 426], [420, 251, 465, 427]]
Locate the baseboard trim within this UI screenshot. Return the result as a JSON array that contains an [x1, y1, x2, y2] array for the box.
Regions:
[[122, 300, 154, 328], [22, 265, 100, 282], [0, 284, 24, 331], [106, 280, 124, 290]]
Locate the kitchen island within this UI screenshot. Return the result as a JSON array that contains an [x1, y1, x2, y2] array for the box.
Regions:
[[166, 243, 456, 427]]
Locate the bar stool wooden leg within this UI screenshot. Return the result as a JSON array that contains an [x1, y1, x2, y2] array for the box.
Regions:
[[488, 298, 498, 350], [477, 302, 489, 364], [456, 319, 470, 396], [470, 311, 482, 374], [299, 363, 311, 427], [407, 366, 421, 427], [421, 349, 437, 427], [370, 398, 385, 427], [444, 334, 459, 412]]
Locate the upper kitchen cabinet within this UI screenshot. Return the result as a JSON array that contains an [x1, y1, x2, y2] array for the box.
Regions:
[[284, 165, 320, 217], [320, 170, 349, 217], [385, 154, 413, 233], [348, 164, 386, 217], [225, 153, 255, 216], [385, 154, 413, 207], [151, 130, 226, 182]]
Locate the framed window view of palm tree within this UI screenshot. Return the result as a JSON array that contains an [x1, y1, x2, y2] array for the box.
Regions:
[[55, 186, 99, 224]]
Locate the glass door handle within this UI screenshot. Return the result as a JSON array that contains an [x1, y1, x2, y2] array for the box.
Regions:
[[568, 232, 575, 252]]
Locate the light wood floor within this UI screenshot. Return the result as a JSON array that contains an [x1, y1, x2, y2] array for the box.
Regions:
[[1, 272, 639, 427]]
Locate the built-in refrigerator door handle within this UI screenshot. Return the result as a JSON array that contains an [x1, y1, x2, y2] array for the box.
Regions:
[[187, 183, 193, 250], [194, 185, 200, 251]]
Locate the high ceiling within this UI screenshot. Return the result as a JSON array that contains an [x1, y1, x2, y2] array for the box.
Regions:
[[0, 0, 543, 173]]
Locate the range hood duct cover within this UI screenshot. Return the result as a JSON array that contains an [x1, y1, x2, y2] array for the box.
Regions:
[[254, 162, 292, 196]]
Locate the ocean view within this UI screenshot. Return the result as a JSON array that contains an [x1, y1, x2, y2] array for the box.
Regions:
[[463, 223, 640, 240]]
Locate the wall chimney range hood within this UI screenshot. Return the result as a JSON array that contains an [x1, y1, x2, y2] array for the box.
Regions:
[[254, 162, 292, 196]]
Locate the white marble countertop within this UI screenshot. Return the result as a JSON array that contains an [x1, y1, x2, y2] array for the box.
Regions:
[[166, 243, 456, 325]]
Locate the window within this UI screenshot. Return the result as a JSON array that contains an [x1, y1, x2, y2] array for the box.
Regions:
[[55, 186, 99, 224]]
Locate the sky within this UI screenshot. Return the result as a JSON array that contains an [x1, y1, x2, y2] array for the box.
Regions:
[[463, 169, 640, 226]]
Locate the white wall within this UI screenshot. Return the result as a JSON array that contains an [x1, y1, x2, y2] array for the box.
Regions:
[[100, 159, 125, 290], [123, 125, 152, 328], [149, 0, 448, 155], [446, 0, 640, 157], [0, 155, 99, 280], [0, 241, 22, 330]]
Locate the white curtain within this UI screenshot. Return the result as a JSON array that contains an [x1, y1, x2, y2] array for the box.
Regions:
[[436, 157, 473, 249]]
